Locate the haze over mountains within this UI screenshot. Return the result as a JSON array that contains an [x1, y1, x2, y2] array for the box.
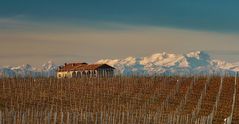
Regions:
[[0, 51, 239, 77]]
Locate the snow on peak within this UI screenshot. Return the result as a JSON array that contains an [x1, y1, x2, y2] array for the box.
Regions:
[[186, 51, 210, 60], [0, 51, 239, 78], [0, 61, 58, 78], [42, 60, 58, 71], [11, 64, 33, 70], [97, 51, 238, 76], [184, 51, 211, 69], [97, 59, 119, 66], [141, 52, 186, 67]]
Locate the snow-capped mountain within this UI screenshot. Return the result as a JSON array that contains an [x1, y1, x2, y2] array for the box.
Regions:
[[97, 51, 239, 76], [41, 61, 58, 77], [0, 51, 238, 78], [0, 61, 58, 78]]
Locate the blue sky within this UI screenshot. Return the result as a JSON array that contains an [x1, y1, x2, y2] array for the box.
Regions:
[[0, 1, 239, 66], [1, 0, 239, 32]]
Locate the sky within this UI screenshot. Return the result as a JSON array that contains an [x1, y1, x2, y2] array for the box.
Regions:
[[1, 0, 239, 66]]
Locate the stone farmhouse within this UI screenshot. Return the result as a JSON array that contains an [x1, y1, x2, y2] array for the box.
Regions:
[[57, 62, 115, 78]]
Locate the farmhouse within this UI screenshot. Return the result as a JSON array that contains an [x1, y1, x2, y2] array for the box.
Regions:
[[57, 62, 115, 78]]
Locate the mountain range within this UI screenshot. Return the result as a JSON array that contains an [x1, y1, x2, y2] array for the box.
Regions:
[[0, 51, 238, 78], [0, 61, 58, 78], [97, 51, 239, 76]]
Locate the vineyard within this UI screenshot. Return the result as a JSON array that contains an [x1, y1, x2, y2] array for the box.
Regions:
[[0, 76, 238, 124]]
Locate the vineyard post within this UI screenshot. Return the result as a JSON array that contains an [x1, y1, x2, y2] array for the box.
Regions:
[[100, 112, 103, 124], [95, 112, 98, 124], [35, 109, 39, 124], [60, 112, 63, 124], [80, 109, 82, 122], [66, 112, 70, 124], [108, 112, 111, 124], [43, 111, 46, 124], [76, 112, 80, 124], [53, 112, 57, 124], [112, 112, 115, 124], [48, 110, 51, 124], [13, 112, 16, 124], [120, 112, 124, 124], [230, 71, 238, 123], [72, 112, 75, 124], [105, 112, 108, 124], [22, 113, 25, 124], [0, 111, 1, 124], [186, 114, 189, 124]]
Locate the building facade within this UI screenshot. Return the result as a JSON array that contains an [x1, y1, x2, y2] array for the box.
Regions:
[[57, 63, 115, 78]]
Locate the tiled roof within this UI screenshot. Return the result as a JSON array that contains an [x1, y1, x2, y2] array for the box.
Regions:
[[58, 63, 114, 72]]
